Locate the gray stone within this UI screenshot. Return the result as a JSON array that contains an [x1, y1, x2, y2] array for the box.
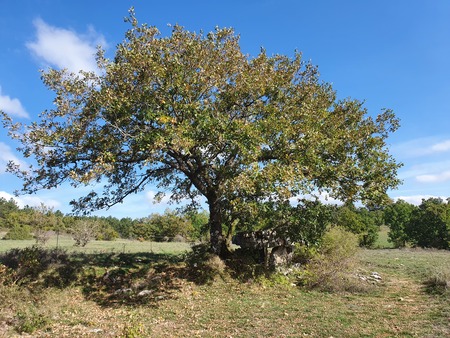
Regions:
[[138, 289, 154, 296]]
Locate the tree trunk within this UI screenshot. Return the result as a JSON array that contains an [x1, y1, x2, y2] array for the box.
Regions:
[[208, 197, 228, 257]]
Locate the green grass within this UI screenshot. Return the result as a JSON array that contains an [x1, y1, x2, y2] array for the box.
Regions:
[[359, 247, 450, 280], [0, 240, 449, 337], [374, 225, 394, 249], [0, 234, 191, 254]]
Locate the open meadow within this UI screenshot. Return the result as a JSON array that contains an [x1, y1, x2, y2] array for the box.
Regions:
[[0, 234, 449, 337], [0, 233, 192, 255]]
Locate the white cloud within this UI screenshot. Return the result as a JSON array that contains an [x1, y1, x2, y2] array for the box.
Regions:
[[416, 171, 450, 183], [26, 18, 106, 73], [0, 142, 26, 174], [0, 191, 16, 202], [19, 195, 61, 209], [430, 140, 450, 153], [0, 191, 60, 209], [0, 87, 29, 118], [398, 160, 450, 181], [392, 195, 447, 206], [146, 190, 173, 205], [392, 137, 450, 159]]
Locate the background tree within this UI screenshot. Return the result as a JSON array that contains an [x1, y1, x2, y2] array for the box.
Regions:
[[102, 216, 125, 238], [108, 217, 136, 239], [384, 199, 416, 247], [183, 209, 210, 242], [237, 199, 336, 247], [142, 209, 193, 242], [52, 210, 66, 248], [0, 198, 20, 227], [2, 211, 33, 240], [2, 10, 401, 255], [355, 207, 379, 248], [407, 198, 450, 249], [29, 203, 57, 245], [129, 220, 154, 241], [71, 218, 99, 247], [94, 217, 119, 241], [335, 204, 379, 248]]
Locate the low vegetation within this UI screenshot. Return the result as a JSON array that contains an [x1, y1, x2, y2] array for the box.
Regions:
[[0, 232, 448, 337], [1, 195, 448, 336]]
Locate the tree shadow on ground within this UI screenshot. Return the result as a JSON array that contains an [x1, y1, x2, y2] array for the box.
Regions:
[[0, 245, 265, 308], [0, 246, 190, 307]]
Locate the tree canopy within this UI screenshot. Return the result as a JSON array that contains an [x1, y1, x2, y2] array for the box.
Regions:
[[2, 10, 402, 255]]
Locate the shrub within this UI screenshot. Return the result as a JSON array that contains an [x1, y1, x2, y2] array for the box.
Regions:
[[292, 243, 318, 265], [185, 244, 227, 284], [96, 226, 119, 241], [3, 225, 33, 240], [0, 246, 70, 286], [296, 227, 361, 292], [172, 234, 187, 242], [424, 264, 450, 296], [320, 226, 359, 258], [34, 228, 51, 245], [0, 263, 14, 285], [15, 308, 50, 334]]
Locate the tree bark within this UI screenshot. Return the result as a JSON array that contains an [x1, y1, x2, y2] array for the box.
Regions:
[[208, 197, 228, 257]]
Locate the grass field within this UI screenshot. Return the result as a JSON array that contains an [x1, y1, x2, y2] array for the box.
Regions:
[[374, 225, 394, 249], [0, 234, 192, 254], [0, 224, 393, 253], [0, 234, 449, 337]]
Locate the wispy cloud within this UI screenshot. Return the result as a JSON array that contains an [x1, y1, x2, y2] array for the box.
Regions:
[[416, 171, 450, 183], [0, 142, 26, 174], [26, 18, 106, 73], [398, 160, 450, 180], [392, 137, 450, 159], [0, 87, 29, 118], [392, 195, 447, 205], [430, 140, 450, 153]]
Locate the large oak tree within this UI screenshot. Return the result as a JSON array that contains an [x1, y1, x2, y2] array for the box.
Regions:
[[3, 11, 401, 255]]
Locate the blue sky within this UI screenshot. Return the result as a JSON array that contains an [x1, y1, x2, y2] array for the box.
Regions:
[[1, 0, 450, 218]]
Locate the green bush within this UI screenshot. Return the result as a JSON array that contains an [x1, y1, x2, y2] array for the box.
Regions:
[[320, 226, 359, 258], [336, 206, 379, 248], [15, 308, 50, 334], [296, 227, 361, 292], [96, 226, 119, 241], [136, 210, 194, 241], [3, 225, 33, 240], [292, 243, 318, 265]]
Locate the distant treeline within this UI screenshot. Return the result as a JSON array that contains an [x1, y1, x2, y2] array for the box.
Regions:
[[0, 197, 448, 249], [0, 198, 209, 245]]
